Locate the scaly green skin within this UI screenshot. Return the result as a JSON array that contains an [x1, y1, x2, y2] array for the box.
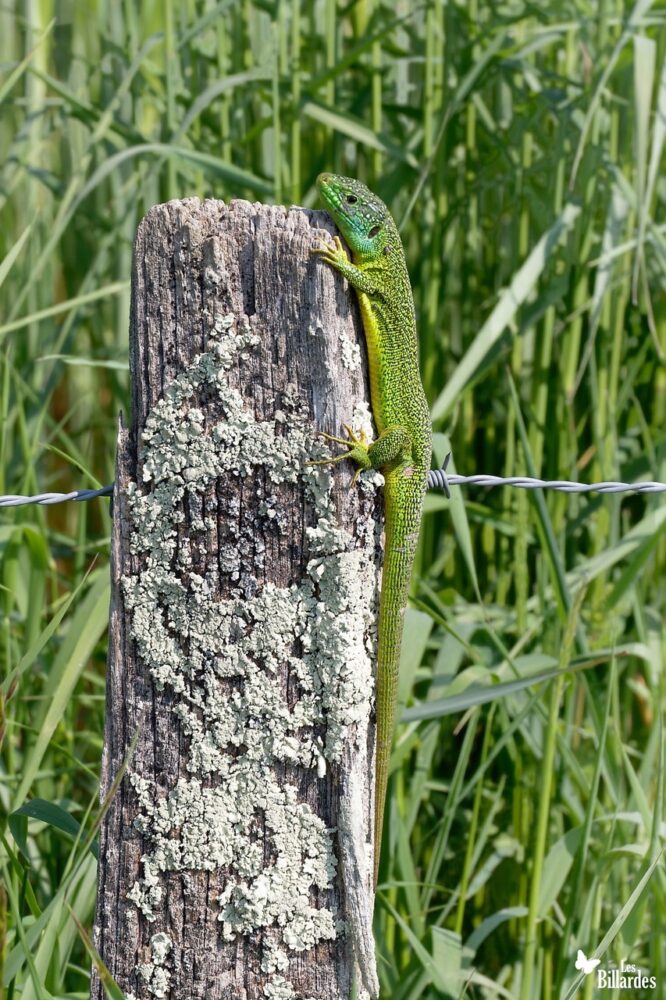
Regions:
[[313, 173, 432, 884]]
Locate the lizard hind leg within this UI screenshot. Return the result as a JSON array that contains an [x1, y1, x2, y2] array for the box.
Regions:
[[306, 423, 373, 482], [366, 424, 413, 470], [307, 423, 414, 480]]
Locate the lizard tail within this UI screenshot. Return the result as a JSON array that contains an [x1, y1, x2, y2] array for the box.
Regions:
[[373, 471, 425, 884]]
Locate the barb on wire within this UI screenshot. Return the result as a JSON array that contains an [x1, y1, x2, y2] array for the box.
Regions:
[[1, 455, 666, 509]]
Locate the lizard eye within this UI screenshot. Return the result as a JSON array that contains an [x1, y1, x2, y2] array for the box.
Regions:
[[368, 225, 381, 238], [346, 194, 358, 204]]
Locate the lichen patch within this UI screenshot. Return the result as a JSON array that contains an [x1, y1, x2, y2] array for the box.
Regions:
[[122, 312, 377, 994], [340, 331, 361, 371], [263, 977, 316, 1000], [137, 933, 172, 999]]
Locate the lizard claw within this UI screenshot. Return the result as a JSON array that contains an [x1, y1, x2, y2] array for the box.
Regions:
[[311, 235, 348, 266], [305, 453, 349, 468], [317, 429, 352, 447], [342, 423, 368, 447], [349, 466, 364, 490]]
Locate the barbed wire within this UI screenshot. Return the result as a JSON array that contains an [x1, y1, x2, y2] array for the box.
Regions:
[[427, 470, 666, 497], [426, 452, 666, 498], [1, 457, 665, 508], [0, 486, 113, 508]]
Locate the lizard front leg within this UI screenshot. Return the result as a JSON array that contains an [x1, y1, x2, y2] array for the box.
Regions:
[[311, 236, 380, 296]]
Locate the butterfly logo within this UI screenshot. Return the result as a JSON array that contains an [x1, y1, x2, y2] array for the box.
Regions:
[[575, 949, 601, 976]]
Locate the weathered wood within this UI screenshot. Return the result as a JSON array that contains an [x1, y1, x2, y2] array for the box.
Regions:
[[92, 199, 382, 1000]]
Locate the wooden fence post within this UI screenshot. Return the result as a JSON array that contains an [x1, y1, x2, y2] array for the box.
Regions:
[[91, 198, 382, 1000]]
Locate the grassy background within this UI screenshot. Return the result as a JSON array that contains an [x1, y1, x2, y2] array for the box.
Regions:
[[1, 0, 665, 997]]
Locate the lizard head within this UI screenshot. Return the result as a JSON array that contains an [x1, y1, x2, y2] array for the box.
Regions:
[[317, 173, 396, 262]]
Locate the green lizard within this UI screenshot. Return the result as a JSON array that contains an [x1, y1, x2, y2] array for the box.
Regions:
[[312, 173, 432, 884]]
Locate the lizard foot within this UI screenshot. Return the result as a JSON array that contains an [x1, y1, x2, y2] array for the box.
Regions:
[[307, 424, 373, 487], [310, 235, 349, 268]]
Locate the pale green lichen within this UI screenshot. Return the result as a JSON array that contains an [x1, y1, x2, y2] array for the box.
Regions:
[[261, 939, 290, 975], [340, 331, 362, 372], [127, 853, 164, 917], [123, 310, 378, 993], [137, 933, 172, 998], [264, 977, 316, 1000]]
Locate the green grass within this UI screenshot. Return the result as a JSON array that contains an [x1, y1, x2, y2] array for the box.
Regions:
[[1, 0, 665, 997]]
